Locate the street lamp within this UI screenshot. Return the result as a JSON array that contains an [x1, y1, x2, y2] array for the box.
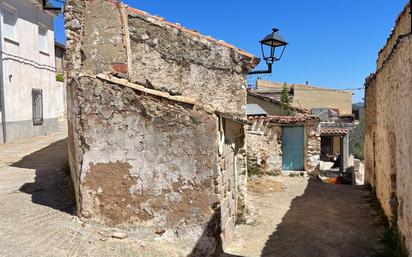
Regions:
[[249, 28, 288, 75]]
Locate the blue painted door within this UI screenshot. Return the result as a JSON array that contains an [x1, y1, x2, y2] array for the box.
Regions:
[[282, 126, 304, 171]]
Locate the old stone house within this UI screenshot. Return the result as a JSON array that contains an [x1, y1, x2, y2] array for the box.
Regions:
[[246, 93, 321, 175], [365, 3, 412, 254], [248, 81, 353, 175], [64, 0, 258, 255], [0, 0, 60, 143]]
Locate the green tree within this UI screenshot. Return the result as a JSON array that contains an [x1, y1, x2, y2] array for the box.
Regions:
[[351, 107, 365, 160], [280, 83, 292, 115]]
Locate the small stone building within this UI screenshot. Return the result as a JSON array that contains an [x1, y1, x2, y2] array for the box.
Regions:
[[248, 85, 353, 175], [64, 0, 258, 255], [246, 95, 321, 175], [365, 3, 412, 254]]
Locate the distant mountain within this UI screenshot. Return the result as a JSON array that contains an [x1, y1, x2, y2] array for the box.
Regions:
[[352, 102, 364, 109]]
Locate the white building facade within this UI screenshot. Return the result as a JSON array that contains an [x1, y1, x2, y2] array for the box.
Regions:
[[0, 0, 59, 143]]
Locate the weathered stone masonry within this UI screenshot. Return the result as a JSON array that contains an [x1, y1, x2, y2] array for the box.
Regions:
[[246, 115, 320, 175], [64, 0, 258, 254], [365, 3, 412, 254]]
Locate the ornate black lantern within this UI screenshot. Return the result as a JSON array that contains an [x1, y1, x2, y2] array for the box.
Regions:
[[249, 28, 288, 75]]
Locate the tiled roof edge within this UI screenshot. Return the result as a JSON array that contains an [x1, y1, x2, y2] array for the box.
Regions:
[[248, 114, 320, 124], [247, 91, 310, 114]]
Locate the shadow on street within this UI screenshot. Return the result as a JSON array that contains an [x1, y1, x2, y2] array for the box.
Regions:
[[260, 177, 380, 257], [14, 138, 74, 214]]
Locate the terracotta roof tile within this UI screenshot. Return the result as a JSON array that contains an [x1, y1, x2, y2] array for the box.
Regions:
[[248, 114, 320, 124], [320, 128, 349, 136]]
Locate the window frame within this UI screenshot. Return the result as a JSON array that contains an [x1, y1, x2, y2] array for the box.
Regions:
[[1, 3, 18, 43], [38, 23, 49, 54]]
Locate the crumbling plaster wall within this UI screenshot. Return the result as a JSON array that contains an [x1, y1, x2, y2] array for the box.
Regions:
[[75, 76, 219, 226], [65, 0, 130, 216], [365, 3, 412, 253], [125, 6, 256, 221], [68, 76, 226, 255], [377, 4, 411, 69], [246, 120, 320, 175], [127, 10, 254, 116], [64, 0, 256, 254]]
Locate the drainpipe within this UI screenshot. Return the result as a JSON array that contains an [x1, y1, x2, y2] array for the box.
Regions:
[[0, 13, 7, 143]]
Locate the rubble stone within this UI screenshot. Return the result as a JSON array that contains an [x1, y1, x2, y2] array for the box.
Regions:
[[64, 0, 258, 255], [246, 119, 320, 175]]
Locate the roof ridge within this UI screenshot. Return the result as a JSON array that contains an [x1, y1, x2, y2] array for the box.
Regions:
[[247, 91, 310, 114], [126, 5, 259, 62]]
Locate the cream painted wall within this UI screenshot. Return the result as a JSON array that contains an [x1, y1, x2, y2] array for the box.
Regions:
[[256, 80, 353, 115], [1, 0, 57, 123], [332, 136, 341, 153]]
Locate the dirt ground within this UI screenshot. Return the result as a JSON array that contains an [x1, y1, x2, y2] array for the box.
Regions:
[[223, 175, 382, 257]]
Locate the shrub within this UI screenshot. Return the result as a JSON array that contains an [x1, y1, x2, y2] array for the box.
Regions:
[[56, 73, 64, 82]]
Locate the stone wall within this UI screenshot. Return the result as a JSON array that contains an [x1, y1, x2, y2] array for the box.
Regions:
[[218, 118, 244, 244], [64, 0, 257, 255], [305, 123, 321, 173], [365, 3, 412, 254], [127, 8, 257, 116], [246, 118, 320, 175], [68, 75, 227, 255], [247, 120, 283, 175]]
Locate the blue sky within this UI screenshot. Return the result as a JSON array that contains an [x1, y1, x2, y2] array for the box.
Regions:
[[53, 0, 408, 103]]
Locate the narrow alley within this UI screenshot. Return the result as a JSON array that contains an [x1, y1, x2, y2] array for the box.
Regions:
[[0, 125, 382, 257], [0, 0, 410, 256]]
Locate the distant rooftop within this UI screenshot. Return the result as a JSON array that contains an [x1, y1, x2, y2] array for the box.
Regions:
[[256, 80, 352, 94], [246, 104, 267, 116]]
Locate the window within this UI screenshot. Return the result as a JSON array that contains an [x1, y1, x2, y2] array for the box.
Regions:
[[3, 7, 16, 40], [39, 26, 48, 53], [32, 89, 43, 126]]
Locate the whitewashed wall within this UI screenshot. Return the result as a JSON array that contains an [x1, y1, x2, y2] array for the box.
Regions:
[[0, 0, 59, 142]]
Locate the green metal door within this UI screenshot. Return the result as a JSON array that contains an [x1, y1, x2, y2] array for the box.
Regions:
[[282, 126, 304, 171]]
